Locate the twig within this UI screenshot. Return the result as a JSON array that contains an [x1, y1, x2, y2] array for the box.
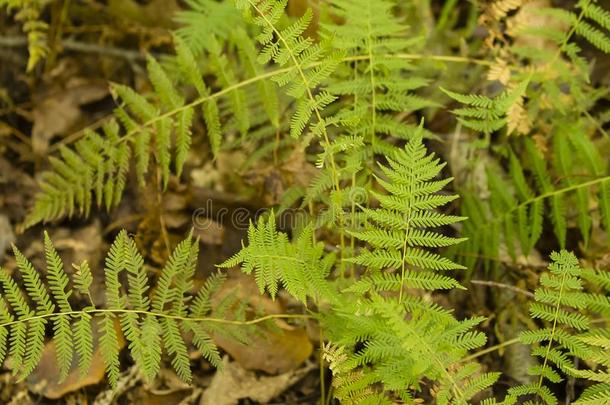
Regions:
[[0, 35, 167, 61], [470, 279, 535, 298]]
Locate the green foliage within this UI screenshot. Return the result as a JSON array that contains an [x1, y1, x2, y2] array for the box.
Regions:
[[8, 0, 610, 402], [24, 27, 280, 228], [348, 133, 466, 296], [326, 0, 434, 150], [0, 231, 227, 387], [499, 250, 602, 405], [0, 0, 49, 71], [219, 214, 335, 303], [455, 130, 610, 272]]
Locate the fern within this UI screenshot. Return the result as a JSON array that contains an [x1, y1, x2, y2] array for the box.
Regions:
[[571, 333, 610, 404], [24, 27, 281, 228], [218, 214, 335, 304], [321, 293, 496, 403], [442, 79, 529, 136], [506, 250, 592, 405], [455, 133, 610, 271], [348, 131, 466, 300], [305, 135, 498, 402], [326, 0, 434, 150], [234, 0, 340, 140], [0, 230, 237, 387], [0, 0, 49, 71]]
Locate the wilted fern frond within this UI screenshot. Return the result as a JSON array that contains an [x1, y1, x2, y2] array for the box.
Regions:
[[218, 213, 336, 304], [507, 250, 592, 405], [1, 0, 49, 72], [348, 131, 466, 301], [454, 133, 610, 271], [0, 230, 237, 387]]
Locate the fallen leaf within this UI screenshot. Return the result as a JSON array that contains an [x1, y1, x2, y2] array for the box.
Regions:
[[214, 325, 313, 375], [27, 316, 125, 399], [199, 357, 314, 405], [31, 78, 108, 155], [211, 272, 313, 374]]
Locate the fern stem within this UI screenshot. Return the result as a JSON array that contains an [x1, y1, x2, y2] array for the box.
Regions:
[[0, 308, 312, 329], [470, 280, 535, 298], [365, 2, 377, 148], [319, 326, 326, 405], [470, 175, 610, 241], [536, 260, 568, 393], [460, 337, 521, 363], [49, 52, 497, 153]]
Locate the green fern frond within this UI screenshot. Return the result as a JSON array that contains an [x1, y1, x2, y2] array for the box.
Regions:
[[348, 131, 466, 301], [0, 0, 49, 71], [0, 230, 234, 387], [218, 214, 335, 303], [326, 0, 430, 148], [24, 25, 281, 228], [510, 250, 592, 405], [321, 294, 492, 402]]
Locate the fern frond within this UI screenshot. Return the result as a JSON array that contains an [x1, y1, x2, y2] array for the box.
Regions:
[[1, 0, 49, 71], [348, 131, 465, 302], [218, 215, 335, 303], [24, 26, 281, 227], [512, 250, 592, 404], [0, 230, 232, 386]]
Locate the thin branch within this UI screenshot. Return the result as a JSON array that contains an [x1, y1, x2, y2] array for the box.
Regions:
[[0, 308, 312, 329], [0, 35, 164, 61], [470, 279, 535, 298]]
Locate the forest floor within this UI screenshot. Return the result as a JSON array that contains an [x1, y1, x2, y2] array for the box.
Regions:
[[0, 1, 325, 403]]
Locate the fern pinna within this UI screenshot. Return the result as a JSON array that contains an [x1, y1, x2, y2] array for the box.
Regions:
[[0, 230, 235, 386]]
